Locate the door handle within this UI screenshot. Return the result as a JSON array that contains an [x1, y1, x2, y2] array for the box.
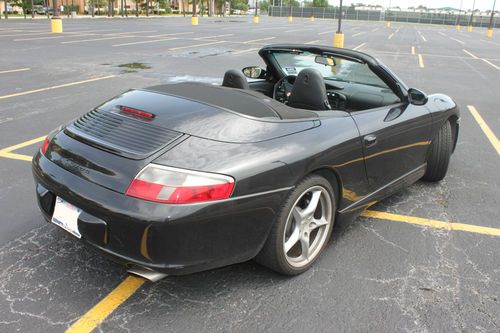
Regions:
[[364, 134, 377, 147]]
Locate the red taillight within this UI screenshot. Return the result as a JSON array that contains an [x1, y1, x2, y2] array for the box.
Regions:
[[41, 137, 50, 155], [125, 164, 234, 204], [119, 106, 154, 119]]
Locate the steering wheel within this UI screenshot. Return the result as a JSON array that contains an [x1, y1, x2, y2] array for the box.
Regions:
[[273, 75, 296, 104]]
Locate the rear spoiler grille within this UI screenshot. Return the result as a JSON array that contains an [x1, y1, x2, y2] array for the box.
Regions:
[[66, 109, 182, 159]]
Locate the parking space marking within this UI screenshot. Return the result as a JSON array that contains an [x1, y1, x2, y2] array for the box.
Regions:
[[318, 30, 335, 35], [388, 32, 395, 40], [169, 40, 226, 51], [417, 30, 427, 42], [242, 37, 275, 44], [0, 75, 116, 101], [66, 275, 145, 333], [14, 33, 98, 42], [362, 210, 500, 237], [418, 54, 424, 68], [113, 37, 177, 47], [62, 36, 137, 44], [0, 67, 30, 74], [353, 42, 366, 51], [462, 49, 500, 71], [371, 28, 379, 32], [232, 47, 259, 55], [352, 31, 366, 37], [194, 34, 234, 40], [305, 40, 320, 44], [450, 37, 465, 45], [0, 135, 45, 162], [462, 49, 478, 59], [467, 105, 500, 155]]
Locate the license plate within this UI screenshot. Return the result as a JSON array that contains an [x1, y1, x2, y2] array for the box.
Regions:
[[51, 197, 82, 238]]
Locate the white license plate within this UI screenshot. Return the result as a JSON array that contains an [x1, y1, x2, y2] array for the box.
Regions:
[[51, 197, 82, 238]]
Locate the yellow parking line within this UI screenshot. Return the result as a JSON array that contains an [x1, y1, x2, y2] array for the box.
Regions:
[[0, 75, 116, 101], [0, 67, 30, 74], [0, 135, 46, 162], [362, 210, 500, 237], [66, 275, 145, 333], [467, 105, 500, 155], [418, 54, 424, 68]]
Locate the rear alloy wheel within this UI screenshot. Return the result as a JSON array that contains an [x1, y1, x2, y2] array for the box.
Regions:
[[256, 175, 335, 275]]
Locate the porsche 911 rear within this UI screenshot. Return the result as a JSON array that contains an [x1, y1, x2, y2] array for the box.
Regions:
[[32, 84, 316, 275]]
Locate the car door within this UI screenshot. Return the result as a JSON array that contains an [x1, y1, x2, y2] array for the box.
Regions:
[[350, 102, 433, 192]]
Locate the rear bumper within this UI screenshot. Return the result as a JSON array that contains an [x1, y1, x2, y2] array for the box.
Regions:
[[32, 152, 290, 275]]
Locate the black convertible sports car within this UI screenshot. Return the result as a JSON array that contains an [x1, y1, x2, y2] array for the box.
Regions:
[[33, 45, 459, 280]]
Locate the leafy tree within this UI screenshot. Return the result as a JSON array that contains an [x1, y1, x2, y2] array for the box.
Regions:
[[10, 0, 31, 18], [259, 0, 269, 12], [312, 0, 327, 7]]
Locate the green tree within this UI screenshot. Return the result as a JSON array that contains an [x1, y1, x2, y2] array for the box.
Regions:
[[312, 0, 327, 7]]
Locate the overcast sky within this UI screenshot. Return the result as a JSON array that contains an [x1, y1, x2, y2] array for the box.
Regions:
[[338, 1, 497, 11]]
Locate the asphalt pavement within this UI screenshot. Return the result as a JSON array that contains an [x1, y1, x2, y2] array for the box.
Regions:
[[0, 16, 499, 333]]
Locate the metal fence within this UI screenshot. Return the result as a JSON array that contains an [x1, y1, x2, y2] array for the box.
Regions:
[[268, 7, 499, 28]]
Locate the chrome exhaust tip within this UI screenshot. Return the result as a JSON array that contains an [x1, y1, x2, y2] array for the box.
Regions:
[[127, 266, 167, 282]]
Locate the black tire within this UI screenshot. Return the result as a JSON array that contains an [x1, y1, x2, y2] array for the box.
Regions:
[[422, 120, 452, 182], [255, 175, 336, 275]]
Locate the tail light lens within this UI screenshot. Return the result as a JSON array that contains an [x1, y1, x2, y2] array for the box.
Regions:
[[125, 164, 235, 204], [41, 137, 50, 155], [40, 126, 63, 156]]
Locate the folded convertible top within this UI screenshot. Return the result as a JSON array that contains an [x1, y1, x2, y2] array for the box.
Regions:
[[146, 82, 318, 120]]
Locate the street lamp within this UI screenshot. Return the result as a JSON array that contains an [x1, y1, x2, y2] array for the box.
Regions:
[[334, 0, 344, 47], [467, 0, 476, 32], [487, 0, 497, 37]]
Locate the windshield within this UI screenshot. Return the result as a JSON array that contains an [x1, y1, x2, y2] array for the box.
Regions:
[[271, 51, 390, 89]]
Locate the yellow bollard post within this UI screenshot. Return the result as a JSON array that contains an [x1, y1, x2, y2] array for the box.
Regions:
[[486, 28, 493, 37], [310, 16, 315, 22], [467, 25, 473, 32], [51, 18, 63, 33], [333, 33, 344, 48], [253, 16, 259, 24], [288, 16, 293, 23], [191, 16, 199, 26], [386, 21, 391, 28], [456, 25, 461, 31]]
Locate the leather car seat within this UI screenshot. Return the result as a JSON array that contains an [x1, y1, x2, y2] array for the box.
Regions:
[[287, 68, 331, 111], [222, 70, 250, 90]]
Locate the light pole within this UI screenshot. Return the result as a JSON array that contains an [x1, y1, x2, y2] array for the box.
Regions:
[[51, 0, 63, 32], [468, 0, 476, 31], [253, 0, 259, 24], [455, 0, 463, 30], [487, 0, 497, 37], [334, 0, 344, 47], [192, 0, 198, 25]]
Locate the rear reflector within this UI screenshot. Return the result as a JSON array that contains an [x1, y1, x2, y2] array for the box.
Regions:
[[119, 106, 154, 119], [126, 164, 234, 204]]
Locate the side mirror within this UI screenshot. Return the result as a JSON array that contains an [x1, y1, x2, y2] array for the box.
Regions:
[[242, 66, 266, 79], [407, 88, 428, 106]]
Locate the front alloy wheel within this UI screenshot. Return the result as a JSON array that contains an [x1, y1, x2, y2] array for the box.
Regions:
[[256, 175, 336, 275]]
